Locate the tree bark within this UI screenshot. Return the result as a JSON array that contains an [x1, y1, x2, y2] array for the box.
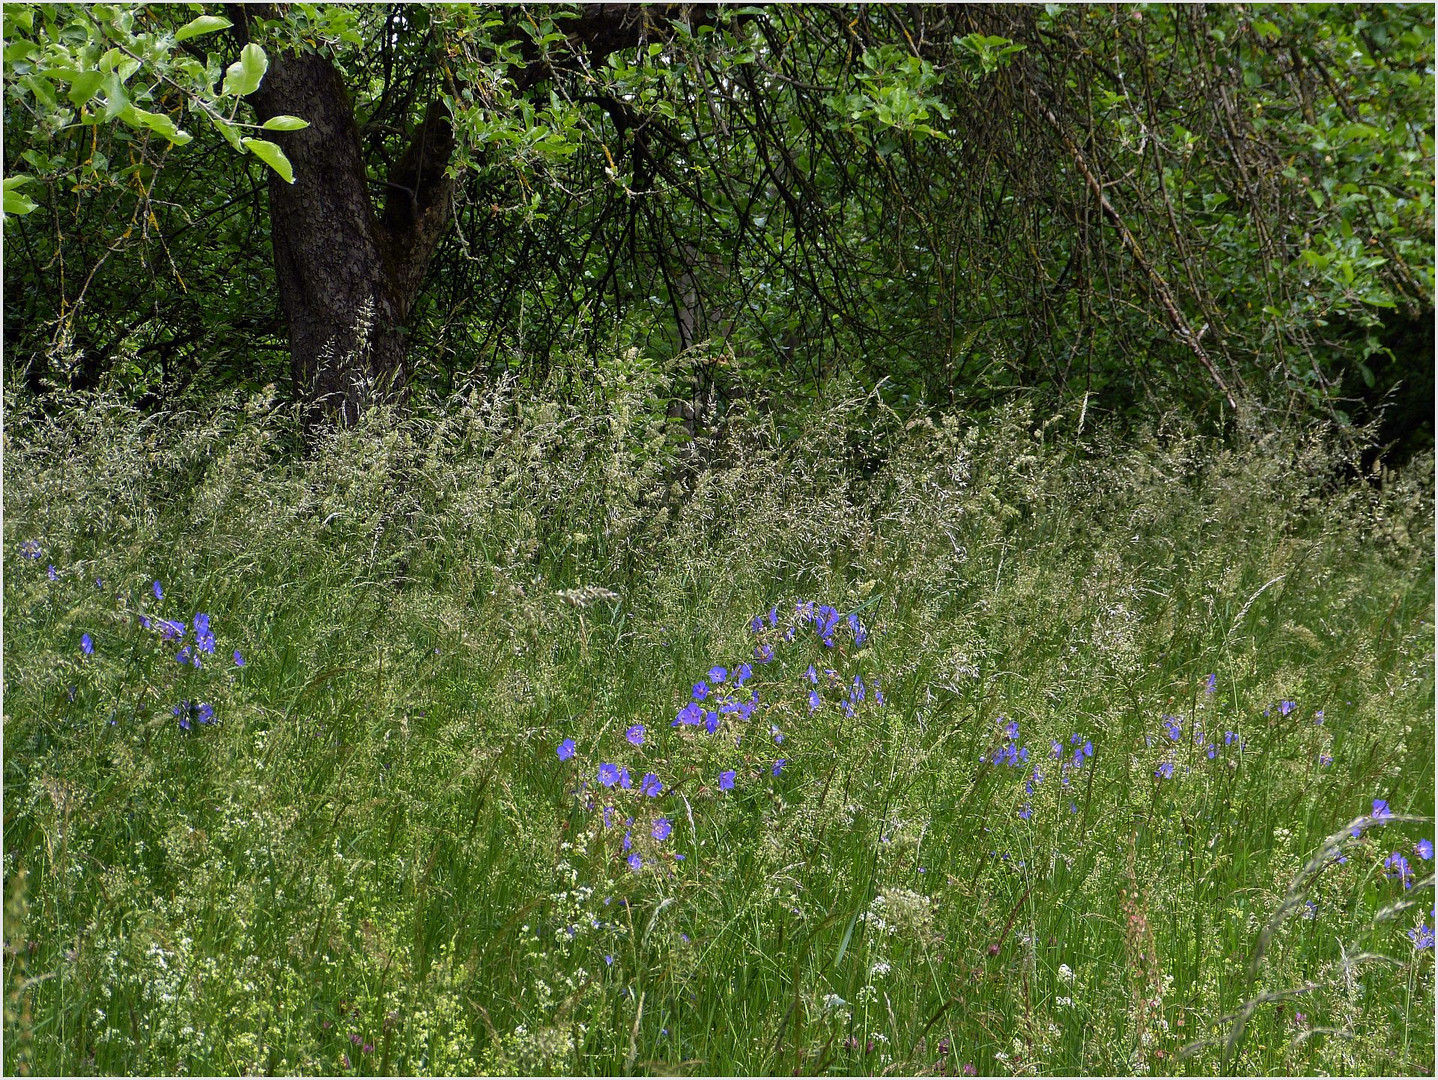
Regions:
[[229, 7, 454, 425]]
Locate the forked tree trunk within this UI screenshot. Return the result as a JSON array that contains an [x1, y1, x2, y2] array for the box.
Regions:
[[230, 9, 454, 424]]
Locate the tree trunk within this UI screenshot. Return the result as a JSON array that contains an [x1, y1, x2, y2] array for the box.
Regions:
[[230, 9, 454, 424]]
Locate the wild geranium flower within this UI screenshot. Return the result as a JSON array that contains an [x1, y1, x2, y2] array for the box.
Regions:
[[47, 565, 57, 581], [718, 770, 736, 791], [627, 853, 642, 871], [808, 689, 821, 712], [19, 540, 41, 559], [652, 818, 672, 841], [708, 666, 727, 684], [1416, 839, 1434, 860], [1278, 700, 1296, 716], [153, 580, 163, 600], [1003, 718, 1019, 740], [1385, 851, 1414, 888], [1410, 923, 1435, 950], [641, 773, 663, 797], [1082, 740, 1094, 758], [1155, 761, 1174, 779], [674, 702, 702, 726], [1205, 673, 1216, 694], [618, 766, 633, 790], [1163, 716, 1182, 741], [1018, 804, 1032, 820], [81, 633, 93, 655], [194, 613, 215, 653], [771, 725, 784, 744], [557, 738, 576, 761], [598, 763, 621, 787], [755, 643, 774, 663], [196, 702, 215, 725], [734, 662, 753, 687], [174, 701, 192, 731], [1318, 752, 1332, 766], [1373, 799, 1393, 821], [234, 650, 246, 667], [626, 724, 646, 746], [1314, 710, 1324, 725], [772, 759, 785, 776]]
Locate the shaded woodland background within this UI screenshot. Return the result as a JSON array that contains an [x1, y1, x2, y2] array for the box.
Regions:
[[3, 4, 1433, 456]]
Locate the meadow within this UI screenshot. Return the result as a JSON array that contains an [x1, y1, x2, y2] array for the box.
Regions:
[[3, 376, 1433, 1076]]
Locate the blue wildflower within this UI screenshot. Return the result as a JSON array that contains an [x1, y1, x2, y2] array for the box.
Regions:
[[47, 565, 57, 581], [734, 662, 753, 686], [1417, 839, 1434, 861], [652, 818, 672, 841], [153, 580, 163, 600], [1411, 924, 1435, 950], [704, 710, 720, 734], [674, 702, 702, 726], [641, 773, 663, 797], [1082, 740, 1093, 758], [196, 702, 214, 725], [772, 759, 785, 776], [1318, 752, 1332, 766], [708, 666, 727, 684], [755, 643, 774, 663], [771, 725, 784, 744], [173, 701, 192, 731], [718, 770, 736, 792], [19, 540, 41, 559], [557, 738, 576, 761], [194, 613, 215, 653], [618, 766, 633, 790], [692, 682, 709, 701], [1155, 761, 1174, 779], [622, 830, 632, 852], [1205, 673, 1216, 694], [1374, 799, 1393, 821], [1314, 710, 1324, 725], [1018, 804, 1031, 820], [1278, 700, 1295, 716], [1051, 740, 1062, 759], [808, 689, 821, 712], [627, 853, 642, 871], [234, 650, 245, 667], [1385, 852, 1415, 888], [597, 763, 621, 788], [81, 633, 93, 656], [1163, 716, 1182, 741], [626, 724, 646, 746]]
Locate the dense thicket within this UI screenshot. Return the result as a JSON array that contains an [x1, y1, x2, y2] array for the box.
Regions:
[[2, 4, 1433, 448]]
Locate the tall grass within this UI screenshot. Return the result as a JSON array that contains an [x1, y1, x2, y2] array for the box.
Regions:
[[3, 373, 1433, 1076]]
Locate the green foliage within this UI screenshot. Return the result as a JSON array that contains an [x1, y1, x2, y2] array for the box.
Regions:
[[0, 4, 298, 188], [3, 380, 1432, 1075]]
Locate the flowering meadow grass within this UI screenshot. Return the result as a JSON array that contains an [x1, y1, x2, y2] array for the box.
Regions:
[[3, 378, 1434, 1075]]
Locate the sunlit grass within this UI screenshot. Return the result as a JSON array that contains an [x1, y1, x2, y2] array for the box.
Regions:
[[3, 382, 1433, 1075]]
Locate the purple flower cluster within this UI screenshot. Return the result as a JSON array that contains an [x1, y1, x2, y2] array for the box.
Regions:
[[555, 600, 883, 874], [172, 700, 215, 731]]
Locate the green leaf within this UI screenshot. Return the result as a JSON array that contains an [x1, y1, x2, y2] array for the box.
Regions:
[[66, 70, 104, 108], [126, 106, 192, 146], [260, 115, 310, 131], [103, 70, 128, 120], [174, 14, 232, 42], [242, 137, 294, 183], [223, 42, 268, 97], [209, 113, 243, 151], [3, 175, 39, 218]]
